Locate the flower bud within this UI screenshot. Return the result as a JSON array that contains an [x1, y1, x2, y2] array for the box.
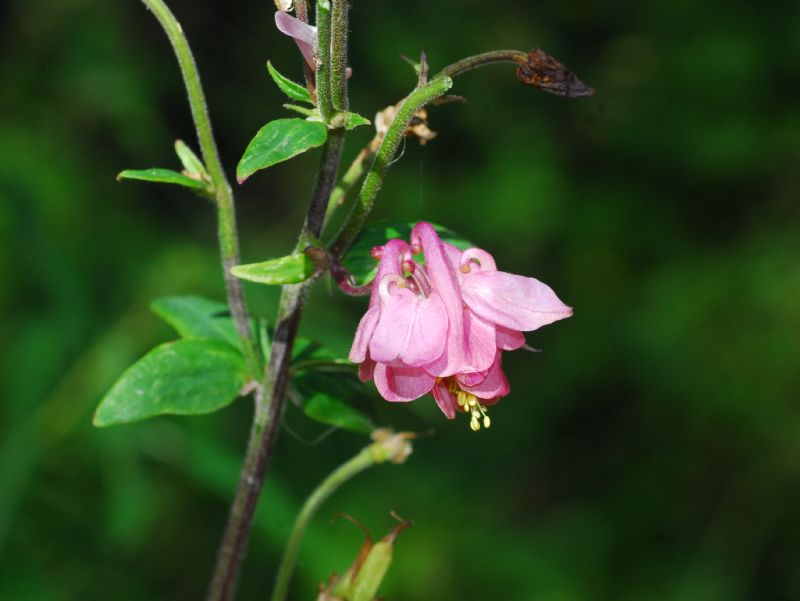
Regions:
[[347, 540, 393, 601], [318, 514, 411, 601]]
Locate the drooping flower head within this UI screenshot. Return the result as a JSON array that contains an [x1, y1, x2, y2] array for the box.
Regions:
[[349, 223, 572, 430]]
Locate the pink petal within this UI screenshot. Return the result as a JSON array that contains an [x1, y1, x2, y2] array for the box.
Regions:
[[496, 326, 526, 350], [457, 369, 487, 387], [460, 247, 497, 273], [373, 363, 435, 402], [349, 240, 409, 365], [403, 293, 448, 366], [370, 288, 448, 367], [358, 356, 375, 382], [432, 379, 458, 419], [459, 353, 510, 400], [274, 11, 317, 70], [368, 239, 407, 307], [461, 270, 573, 331], [349, 305, 379, 363], [369, 288, 415, 364], [463, 310, 496, 373], [412, 223, 468, 377], [441, 242, 466, 284]]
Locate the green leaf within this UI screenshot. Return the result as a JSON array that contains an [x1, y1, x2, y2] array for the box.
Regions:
[[231, 253, 315, 285], [283, 103, 317, 117], [344, 113, 372, 129], [150, 296, 241, 349], [292, 337, 336, 363], [267, 61, 313, 104], [237, 118, 327, 183], [329, 111, 371, 130], [117, 168, 209, 191], [93, 339, 249, 427], [174, 139, 208, 178], [293, 371, 375, 434], [344, 112, 371, 130], [343, 220, 474, 285]]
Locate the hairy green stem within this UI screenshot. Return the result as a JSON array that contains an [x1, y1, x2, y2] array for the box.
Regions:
[[434, 49, 528, 79], [322, 143, 375, 231], [271, 447, 374, 601], [329, 76, 453, 258], [271, 433, 413, 601], [307, 131, 347, 236], [330, 0, 350, 111], [138, 0, 259, 375], [315, 1, 334, 122]]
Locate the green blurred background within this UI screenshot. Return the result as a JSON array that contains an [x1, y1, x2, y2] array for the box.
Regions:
[[2, 0, 800, 599]]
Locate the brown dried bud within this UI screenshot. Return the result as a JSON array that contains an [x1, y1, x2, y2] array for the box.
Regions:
[[516, 48, 595, 98]]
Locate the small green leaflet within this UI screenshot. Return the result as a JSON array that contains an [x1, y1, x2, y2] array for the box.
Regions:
[[284, 104, 317, 117], [231, 253, 315, 285], [343, 220, 474, 285], [291, 339, 373, 435], [93, 339, 249, 427], [293, 371, 375, 434], [174, 140, 209, 178], [117, 168, 209, 192], [150, 296, 242, 350], [237, 118, 328, 183], [267, 61, 313, 104], [337, 111, 371, 130]]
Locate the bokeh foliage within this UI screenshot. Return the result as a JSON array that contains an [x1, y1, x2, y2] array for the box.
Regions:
[[2, 0, 800, 599]]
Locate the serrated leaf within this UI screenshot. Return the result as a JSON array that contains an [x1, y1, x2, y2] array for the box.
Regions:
[[117, 168, 209, 191], [93, 339, 249, 427], [343, 220, 474, 285], [237, 118, 327, 183], [231, 253, 315, 285], [150, 296, 241, 349], [174, 140, 208, 177], [267, 61, 313, 104], [293, 371, 375, 434]]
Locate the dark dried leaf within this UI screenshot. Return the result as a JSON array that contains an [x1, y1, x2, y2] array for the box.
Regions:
[[516, 48, 595, 98]]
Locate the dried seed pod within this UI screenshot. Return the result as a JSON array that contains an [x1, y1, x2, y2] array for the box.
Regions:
[[516, 48, 595, 98]]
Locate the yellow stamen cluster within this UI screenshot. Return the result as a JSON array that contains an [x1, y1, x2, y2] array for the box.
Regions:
[[447, 380, 492, 431]]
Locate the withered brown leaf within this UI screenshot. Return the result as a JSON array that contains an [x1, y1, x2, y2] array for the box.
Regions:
[[516, 48, 595, 98]]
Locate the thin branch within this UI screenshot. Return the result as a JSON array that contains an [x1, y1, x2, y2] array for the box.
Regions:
[[329, 76, 453, 258], [138, 0, 260, 375], [434, 49, 528, 79], [271, 432, 414, 601]]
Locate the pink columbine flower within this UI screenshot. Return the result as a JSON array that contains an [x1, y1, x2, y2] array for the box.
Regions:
[[349, 223, 572, 430]]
